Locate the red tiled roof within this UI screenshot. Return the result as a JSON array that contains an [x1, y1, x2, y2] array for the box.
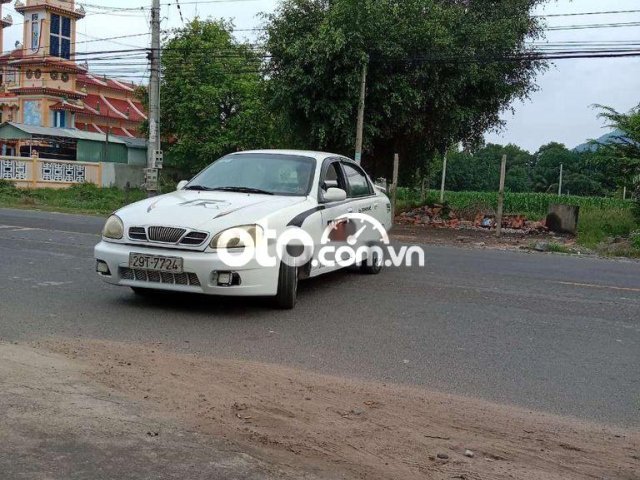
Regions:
[[75, 122, 104, 134], [110, 127, 135, 138], [75, 123, 141, 138], [9, 86, 86, 99], [83, 94, 146, 122], [50, 101, 85, 113], [77, 73, 137, 93]]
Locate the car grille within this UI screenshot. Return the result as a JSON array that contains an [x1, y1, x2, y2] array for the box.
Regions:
[[148, 226, 187, 243], [180, 231, 209, 245], [128, 227, 147, 241], [128, 227, 208, 247], [120, 267, 201, 286]]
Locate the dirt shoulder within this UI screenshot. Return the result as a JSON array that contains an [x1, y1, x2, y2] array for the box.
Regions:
[[41, 339, 639, 480], [0, 342, 313, 480], [392, 224, 584, 252]]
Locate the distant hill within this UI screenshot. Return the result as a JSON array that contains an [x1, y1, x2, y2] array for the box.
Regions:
[[573, 130, 628, 153]]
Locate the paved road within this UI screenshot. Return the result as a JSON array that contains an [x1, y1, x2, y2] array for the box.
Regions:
[[0, 207, 638, 427]]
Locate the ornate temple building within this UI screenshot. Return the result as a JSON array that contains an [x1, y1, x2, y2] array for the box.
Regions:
[[0, 0, 146, 148]]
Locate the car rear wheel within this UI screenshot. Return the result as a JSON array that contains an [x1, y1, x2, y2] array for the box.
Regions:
[[274, 261, 298, 309]]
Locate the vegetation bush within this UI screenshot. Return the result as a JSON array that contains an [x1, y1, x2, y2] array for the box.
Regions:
[[576, 208, 638, 248], [397, 188, 630, 220], [0, 179, 19, 197], [0, 183, 146, 214]]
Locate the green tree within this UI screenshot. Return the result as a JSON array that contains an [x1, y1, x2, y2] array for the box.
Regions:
[[592, 104, 640, 217], [264, 0, 547, 180], [531, 142, 576, 193], [432, 144, 533, 192], [161, 19, 275, 174]]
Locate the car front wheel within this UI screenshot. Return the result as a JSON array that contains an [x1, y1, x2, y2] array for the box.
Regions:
[[274, 261, 298, 309], [360, 249, 383, 275]]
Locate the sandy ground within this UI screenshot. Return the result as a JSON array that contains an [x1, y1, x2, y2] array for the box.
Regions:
[[37, 339, 640, 480], [0, 342, 315, 480]]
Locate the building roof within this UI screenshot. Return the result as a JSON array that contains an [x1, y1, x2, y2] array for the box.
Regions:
[[77, 73, 137, 93], [113, 136, 147, 149], [82, 93, 146, 122], [0, 122, 128, 144]]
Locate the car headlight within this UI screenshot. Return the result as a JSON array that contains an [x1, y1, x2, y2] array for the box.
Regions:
[[210, 225, 262, 249], [102, 215, 124, 240]]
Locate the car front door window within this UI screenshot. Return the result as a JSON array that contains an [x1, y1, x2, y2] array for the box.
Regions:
[[342, 162, 373, 198]]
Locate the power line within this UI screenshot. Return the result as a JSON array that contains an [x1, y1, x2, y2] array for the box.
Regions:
[[175, 0, 185, 24], [546, 21, 640, 31], [535, 9, 640, 18]]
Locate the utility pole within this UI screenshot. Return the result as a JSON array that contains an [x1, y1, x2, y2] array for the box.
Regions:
[[496, 154, 507, 238], [146, 0, 162, 196], [558, 163, 563, 196], [439, 152, 448, 203], [390, 153, 399, 223], [354, 59, 368, 164], [103, 103, 110, 163]]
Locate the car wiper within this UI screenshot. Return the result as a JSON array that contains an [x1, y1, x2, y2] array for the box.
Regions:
[[183, 185, 215, 191], [212, 187, 274, 195]]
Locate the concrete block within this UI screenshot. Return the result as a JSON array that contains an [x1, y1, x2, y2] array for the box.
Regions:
[[546, 204, 580, 234]]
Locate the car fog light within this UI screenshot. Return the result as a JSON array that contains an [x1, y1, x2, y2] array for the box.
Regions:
[[213, 271, 241, 287], [96, 260, 111, 275], [217, 272, 232, 285]]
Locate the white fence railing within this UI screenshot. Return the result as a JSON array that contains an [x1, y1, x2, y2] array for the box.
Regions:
[[0, 156, 102, 189]]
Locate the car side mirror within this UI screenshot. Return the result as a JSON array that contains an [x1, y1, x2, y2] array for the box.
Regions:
[[323, 187, 347, 203], [176, 180, 189, 191]]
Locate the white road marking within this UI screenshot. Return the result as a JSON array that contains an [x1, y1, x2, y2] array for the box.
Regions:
[[552, 281, 640, 293], [35, 281, 73, 287], [0, 224, 99, 236]]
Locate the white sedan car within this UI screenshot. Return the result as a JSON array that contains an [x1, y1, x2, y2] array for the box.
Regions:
[[95, 150, 392, 308]]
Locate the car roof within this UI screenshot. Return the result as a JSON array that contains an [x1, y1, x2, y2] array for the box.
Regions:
[[230, 149, 347, 162]]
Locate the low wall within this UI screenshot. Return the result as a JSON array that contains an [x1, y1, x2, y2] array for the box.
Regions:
[[1, 156, 101, 189], [1, 155, 145, 190], [100, 163, 145, 189]]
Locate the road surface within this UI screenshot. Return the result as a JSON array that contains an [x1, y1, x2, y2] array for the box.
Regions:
[[0, 207, 638, 427]]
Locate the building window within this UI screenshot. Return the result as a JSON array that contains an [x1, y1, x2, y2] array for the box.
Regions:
[[23, 101, 42, 127], [31, 14, 40, 52], [50, 14, 71, 60], [53, 111, 66, 128], [5, 69, 17, 84]]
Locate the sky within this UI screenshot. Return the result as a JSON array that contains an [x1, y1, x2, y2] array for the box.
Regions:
[[1, 0, 638, 152]]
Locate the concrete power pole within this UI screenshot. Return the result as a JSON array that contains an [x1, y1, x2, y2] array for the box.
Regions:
[[496, 154, 507, 238], [558, 163, 563, 196], [439, 152, 448, 203], [354, 60, 368, 165], [146, 0, 162, 196]]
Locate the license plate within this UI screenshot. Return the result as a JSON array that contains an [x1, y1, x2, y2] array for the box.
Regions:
[[129, 253, 183, 273]]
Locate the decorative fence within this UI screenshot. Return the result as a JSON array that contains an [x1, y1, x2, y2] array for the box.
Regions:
[[0, 156, 102, 189]]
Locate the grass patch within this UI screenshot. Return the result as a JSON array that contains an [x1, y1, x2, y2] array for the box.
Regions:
[[546, 243, 574, 254], [576, 207, 638, 249], [0, 182, 146, 215]]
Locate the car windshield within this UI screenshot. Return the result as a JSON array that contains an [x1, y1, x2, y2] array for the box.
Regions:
[[187, 153, 316, 196]]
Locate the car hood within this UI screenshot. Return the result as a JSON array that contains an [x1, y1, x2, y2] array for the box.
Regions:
[[118, 190, 307, 231]]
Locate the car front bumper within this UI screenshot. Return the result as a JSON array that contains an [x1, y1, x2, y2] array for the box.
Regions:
[[94, 241, 280, 296]]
